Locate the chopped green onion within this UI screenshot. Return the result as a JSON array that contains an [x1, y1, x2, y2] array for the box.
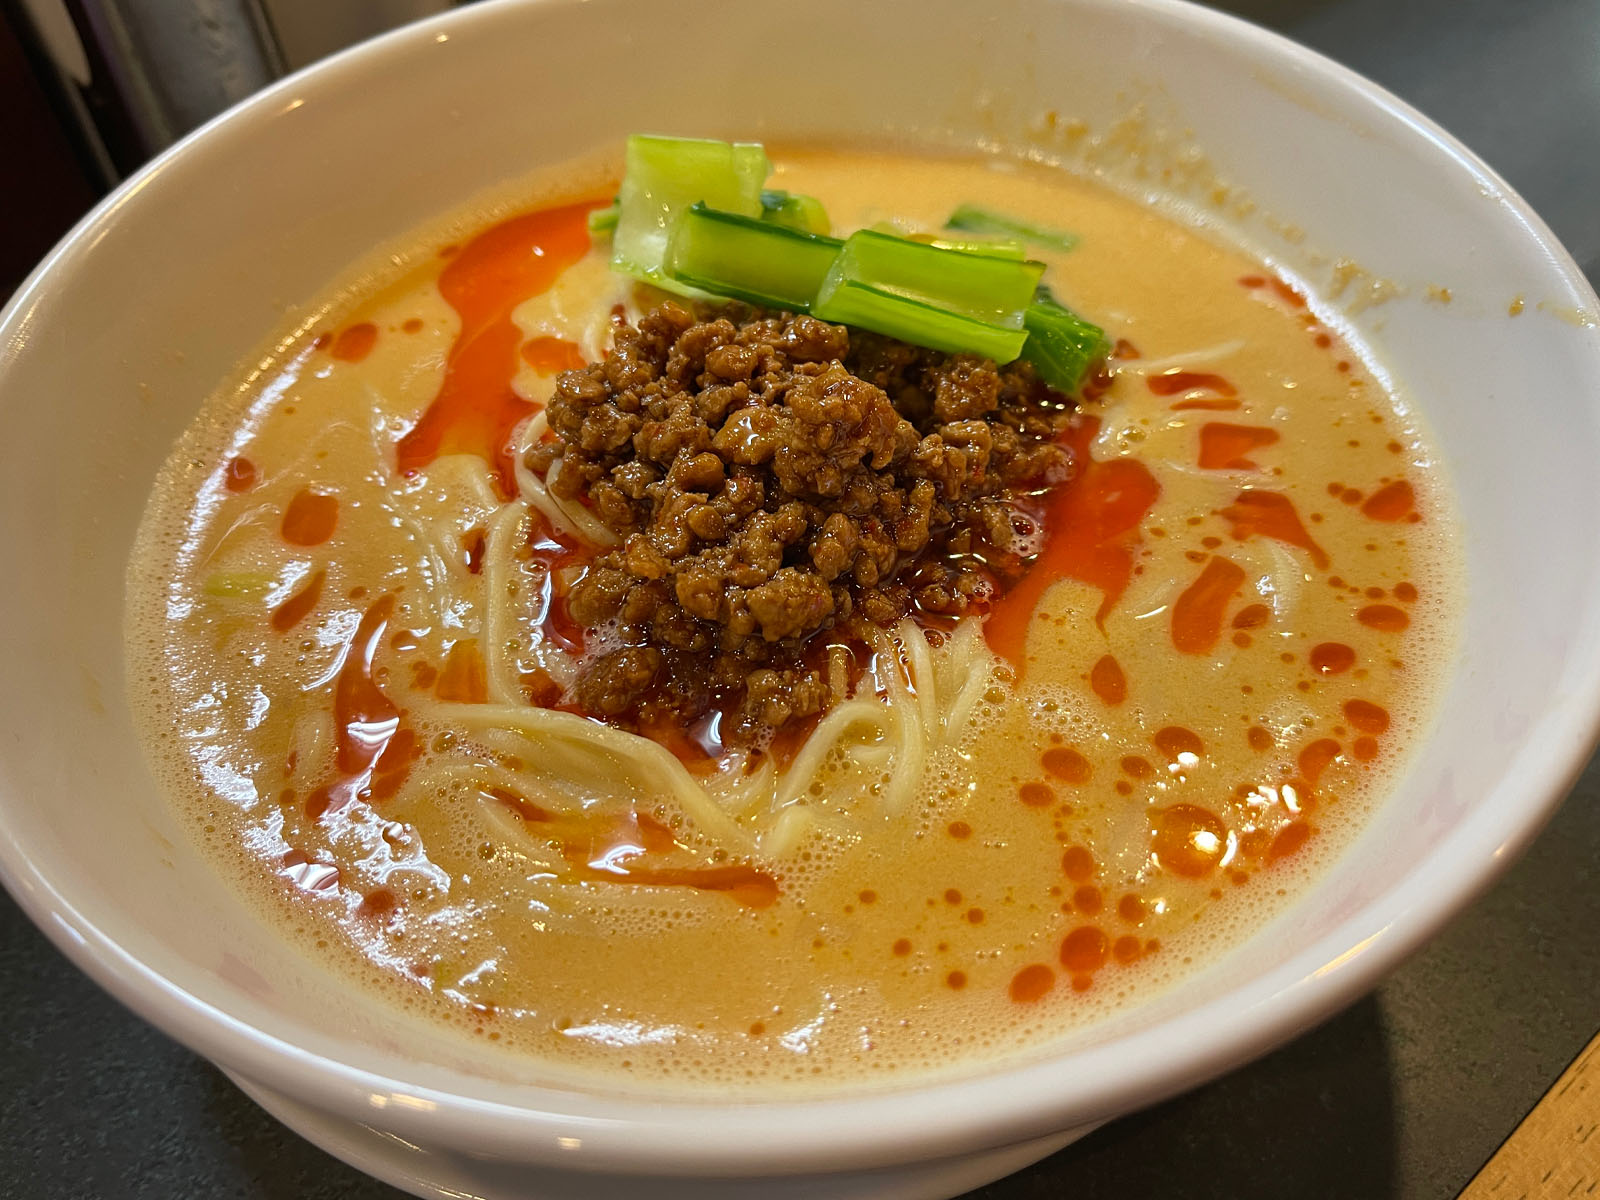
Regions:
[[946, 204, 1080, 253], [814, 282, 1028, 360], [665, 203, 842, 311], [1022, 285, 1110, 392], [819, 230, 1043, 342], [611, 135, 771, 294], [760, 190, 831, 235], [587, 201, 620, 235]]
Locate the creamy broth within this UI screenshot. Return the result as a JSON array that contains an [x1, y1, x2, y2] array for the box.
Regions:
[[128, 148, 1458, 1091]]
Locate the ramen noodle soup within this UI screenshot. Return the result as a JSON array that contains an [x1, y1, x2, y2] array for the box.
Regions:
[[128, 146, 1458, 1091]]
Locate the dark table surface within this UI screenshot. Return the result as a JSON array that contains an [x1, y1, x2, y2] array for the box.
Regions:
[[4, 0, 1600, 1196]]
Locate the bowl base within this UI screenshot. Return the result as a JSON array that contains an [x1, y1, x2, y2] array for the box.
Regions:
[[227, 1070, 1097, 1200]]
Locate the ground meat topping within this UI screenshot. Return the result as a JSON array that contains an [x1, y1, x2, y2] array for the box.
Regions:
[[526, 302, 1086, 746]]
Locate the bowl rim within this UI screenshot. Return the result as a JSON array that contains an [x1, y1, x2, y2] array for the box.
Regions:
[[4, 0, 1600, 1176]]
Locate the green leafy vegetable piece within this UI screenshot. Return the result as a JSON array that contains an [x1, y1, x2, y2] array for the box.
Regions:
[[946, 204, 1080, 253], [759, 189, 832, 235], [865, 222, 1026, 259], [1022, 285, 1111, 392], [587, 201, 620, 235], [611, 135, 771, 294], [821, 230, 1044, 326], [923, 235, 1027, 260], [813, 229, 1044, 356], [814, 282, 1028, 360], [665, 203, 842, 311]]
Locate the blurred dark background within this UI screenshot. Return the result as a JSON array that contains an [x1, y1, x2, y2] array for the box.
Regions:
[[1, 0, 459, 292], [2, 1, 1598, 1197]]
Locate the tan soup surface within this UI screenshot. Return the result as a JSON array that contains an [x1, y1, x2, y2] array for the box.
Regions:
[[128, 148, 1458, 1092]]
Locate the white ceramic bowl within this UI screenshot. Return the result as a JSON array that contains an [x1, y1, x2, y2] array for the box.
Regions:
[[4, 1, 1600, 1196]]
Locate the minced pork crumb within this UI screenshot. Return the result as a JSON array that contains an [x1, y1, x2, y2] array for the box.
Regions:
[[524, 301, 1088, 746]]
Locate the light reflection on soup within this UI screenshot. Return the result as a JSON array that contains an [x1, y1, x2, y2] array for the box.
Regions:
[[127, 148, 1458, 1090]]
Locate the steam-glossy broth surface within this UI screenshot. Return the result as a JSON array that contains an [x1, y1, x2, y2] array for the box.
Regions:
[[129, 149, 1458, 1091]]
